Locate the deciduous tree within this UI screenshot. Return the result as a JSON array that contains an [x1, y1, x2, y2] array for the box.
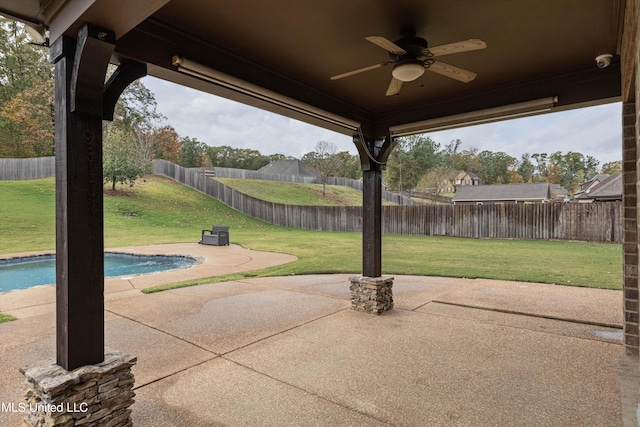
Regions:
[[545, 151, 599, 194], [517, 153, 535, 182], [333, 151, 361, 180], [0, 18, 54, 158], [103, 128, 143, 191], [154, 125, 181, 164], [180, 136, 209, 168], [601, 160, 622, 174], [476, 151, 517, 184], [206, 145, 274, 170], [386, 135, 442, 192], [108, 78, 166, 173], [0, 80, 53, 157], [302, 141, 341, 196]]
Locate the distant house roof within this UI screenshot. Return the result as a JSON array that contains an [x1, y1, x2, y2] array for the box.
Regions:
[[467, 172, 481, 180], [550, 183, 569, 197], [583, 172, 622, 201], [576, 173, 609, 196], [443, 170, 461, 181], [257, 160, 317, 177], [453, 182, 551, 204]]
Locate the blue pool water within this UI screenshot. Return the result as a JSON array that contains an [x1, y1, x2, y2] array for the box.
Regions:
[[0, 253, 195, 292]]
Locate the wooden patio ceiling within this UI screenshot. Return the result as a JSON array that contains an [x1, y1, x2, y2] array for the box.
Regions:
[[0, 0, 625, 138]]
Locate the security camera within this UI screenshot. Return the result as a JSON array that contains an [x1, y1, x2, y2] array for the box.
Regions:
[[595, 54, 613, 68]]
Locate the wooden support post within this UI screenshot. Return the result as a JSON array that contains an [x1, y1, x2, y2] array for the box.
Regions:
[[362, 167, 382, 277], [51, 24, 115, 371], [353, 135, 396, 278]]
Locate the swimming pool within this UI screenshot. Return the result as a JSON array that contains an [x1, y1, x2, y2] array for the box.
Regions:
[[0, 253, 196, 292]]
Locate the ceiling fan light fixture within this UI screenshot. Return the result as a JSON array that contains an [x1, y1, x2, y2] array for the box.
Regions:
[[392, 60, 425, 82]]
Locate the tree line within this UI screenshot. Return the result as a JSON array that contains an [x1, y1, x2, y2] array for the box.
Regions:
[[384, 136, 621, 195], [0, 18, 53, 158], [0, 19, 363, 190]]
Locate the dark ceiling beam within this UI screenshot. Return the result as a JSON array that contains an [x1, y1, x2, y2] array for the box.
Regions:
[[371, 64, 622, 136], [115, 18, 376, 135], [0, 6, 43, 28], [621, 0, 637, 101], [117, 18, 622, 141], [44, 0, 170, 41]]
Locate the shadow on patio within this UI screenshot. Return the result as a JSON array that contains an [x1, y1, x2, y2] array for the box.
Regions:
[[0, 261, 623, 426]]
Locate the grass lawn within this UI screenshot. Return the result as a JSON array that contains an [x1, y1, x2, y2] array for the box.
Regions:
[[215, 177, 395, 206], [0, 176, 622, 291], [0, 313, 16, 324]]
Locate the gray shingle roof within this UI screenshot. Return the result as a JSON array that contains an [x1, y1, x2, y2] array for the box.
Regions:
[[550, 184, 569, 197], [466, 172, 481, 180], [578, 173, 609, 193], [257, 160, 317, 177], [585, 172, 621, 200], [453, 182, 551, 203]]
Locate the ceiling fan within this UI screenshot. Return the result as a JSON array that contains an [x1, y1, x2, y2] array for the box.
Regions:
[[330, 29, 487, 96]]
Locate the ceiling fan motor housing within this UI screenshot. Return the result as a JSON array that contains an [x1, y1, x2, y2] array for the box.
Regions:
[[389, 36, 429, 61]]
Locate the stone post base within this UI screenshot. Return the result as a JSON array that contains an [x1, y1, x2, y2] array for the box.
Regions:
[[349, 275, 394, 315], [20, 351, 136, 427]]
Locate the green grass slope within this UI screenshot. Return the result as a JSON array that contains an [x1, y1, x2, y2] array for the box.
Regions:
[[0, 175, 622, 290], [215, 178, 384, 206]]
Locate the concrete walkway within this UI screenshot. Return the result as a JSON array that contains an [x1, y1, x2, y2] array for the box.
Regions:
[[0, 244, 624, 426]]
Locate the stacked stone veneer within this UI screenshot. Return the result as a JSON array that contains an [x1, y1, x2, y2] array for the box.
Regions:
[[349, 276, 394, 314], [20, 351, 136, 427]]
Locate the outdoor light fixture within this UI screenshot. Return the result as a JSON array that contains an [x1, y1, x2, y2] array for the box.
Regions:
[[391, 60, 425, 82], [25, 24, 47, 45], [389, 96, 558, 137], [172, 56, 360, 132]]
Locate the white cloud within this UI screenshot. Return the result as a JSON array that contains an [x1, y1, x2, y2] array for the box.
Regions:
[[425, 103, 622, 166], [143, 76, 353, 158], [143, 76, 622, 166]]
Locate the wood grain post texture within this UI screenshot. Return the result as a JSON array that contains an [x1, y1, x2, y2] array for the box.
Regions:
[[20, 24, 138, 427], [52, 25, 114, 372], [352, 135, 395, 313], [353, 135, 395, 278]]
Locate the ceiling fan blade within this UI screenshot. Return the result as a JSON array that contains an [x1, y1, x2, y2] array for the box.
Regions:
[[365, 36, 407, 55], [385, 77, 403, 96], [422, 39, 487, 57], [427, 61, 477, 82], [330, 62, 389, 80]]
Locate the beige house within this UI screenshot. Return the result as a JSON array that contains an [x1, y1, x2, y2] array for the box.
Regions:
[[439, 170, 483, 193]]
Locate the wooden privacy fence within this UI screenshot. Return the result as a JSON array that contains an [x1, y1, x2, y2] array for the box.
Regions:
[[199, 163, 417, 205], [154, 160, 622, 243], [382, 203, 622, 242], [0, 157, 55, 180], [154, 160, 363, 230]]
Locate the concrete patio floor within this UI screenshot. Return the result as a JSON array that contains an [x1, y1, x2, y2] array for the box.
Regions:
[[0, 244, 625, 426]]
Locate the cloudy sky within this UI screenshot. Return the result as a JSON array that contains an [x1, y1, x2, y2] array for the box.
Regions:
[[142, 75, 622, 167]]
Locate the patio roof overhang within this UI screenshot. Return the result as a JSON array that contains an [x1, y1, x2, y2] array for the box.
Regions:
[[0, 0, 626, 138]]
